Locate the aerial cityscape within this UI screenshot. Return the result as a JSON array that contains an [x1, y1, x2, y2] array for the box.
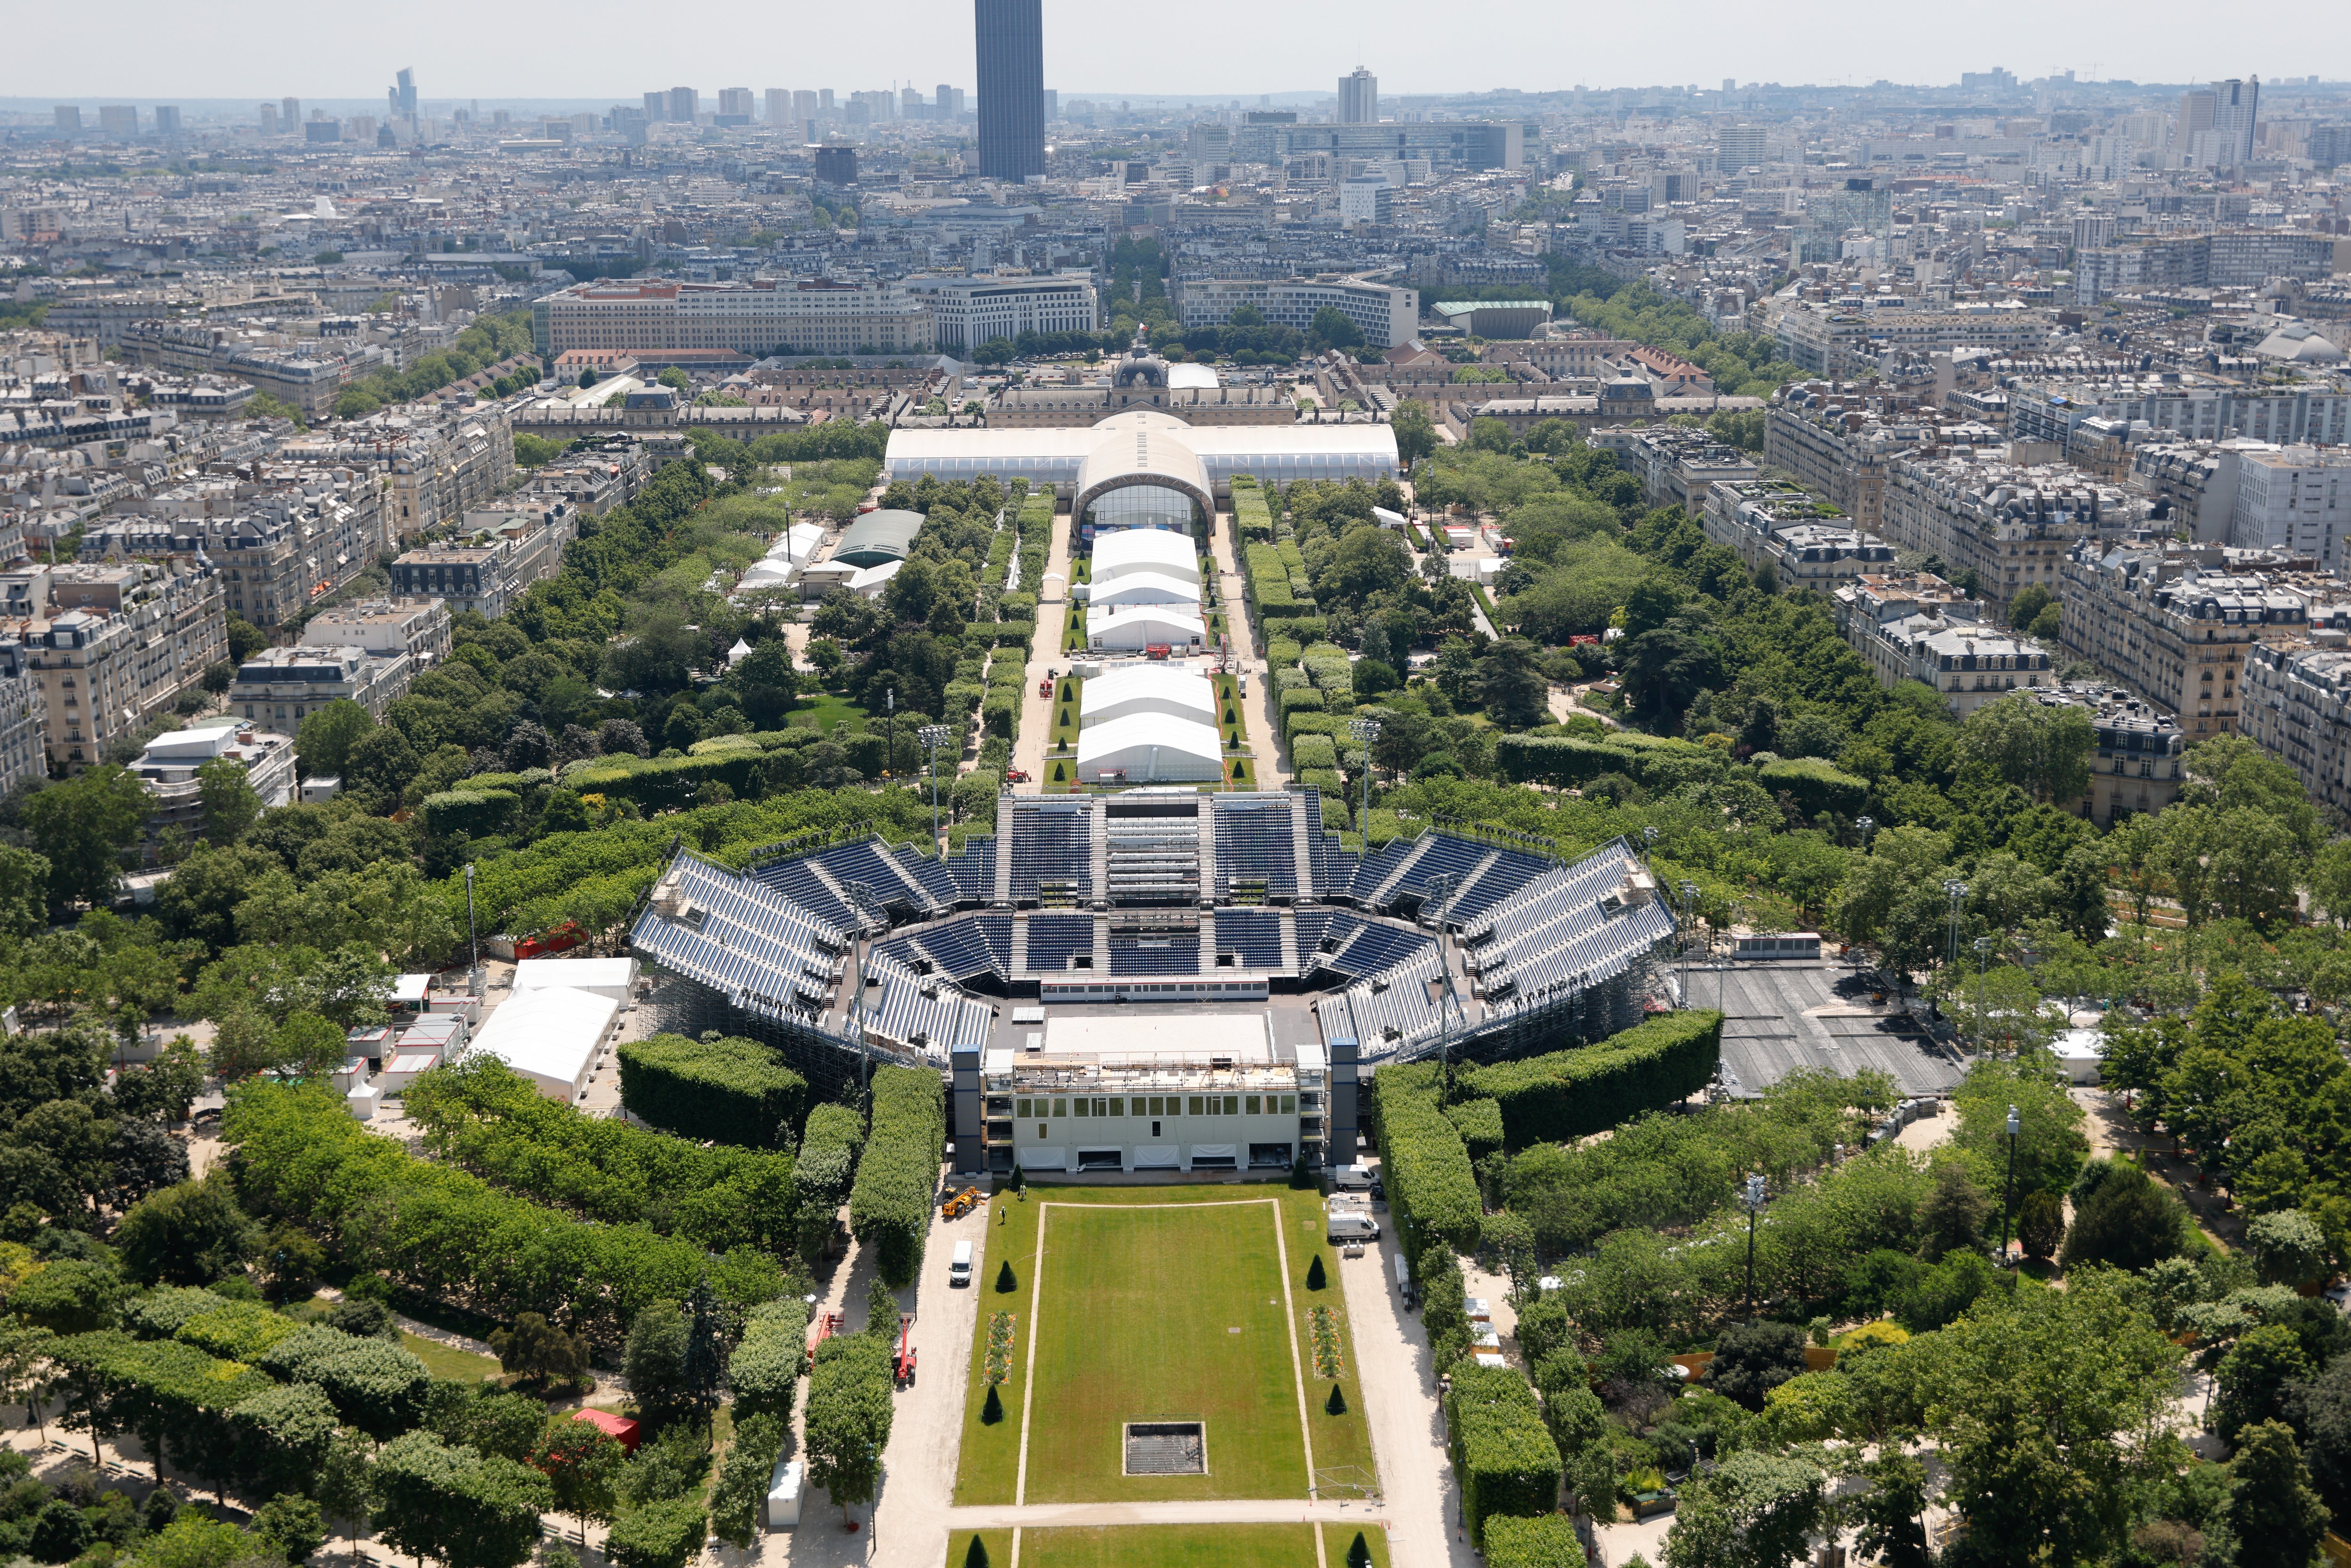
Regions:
[[2, 6, 2351, 1568]]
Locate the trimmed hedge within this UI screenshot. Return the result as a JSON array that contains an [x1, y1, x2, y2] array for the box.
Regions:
[[1278, 687, 1328, 717], [422, 789, 520, 839], [1462, 1011, 1723, 1150], [1758, 757, 1868, 818], [616, 1033, 809, 1150], [1446, 1363, 1562, 1546], [256, 1324, 433, 1439], [177, 1301, 301, 1362], [1300, 768, 1348, 798], [1292, 734, 1339, 771], [53, 1332, 276, 1496], [727, 1296, 813, 1421], [565, 749, 767, 811], [1483, 1513, 1585, 1568], [123, 1286, 235, 1339], [1493, 733, 1728, 792], [1443, 1099, 1505, 1162], [847, 1066, 946, 1288], [1232, 479, 1276, 543], [1369, 1064, 1482, 1268]]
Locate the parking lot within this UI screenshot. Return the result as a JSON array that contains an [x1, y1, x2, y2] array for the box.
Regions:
[[1695, 960, 1967, 1100]]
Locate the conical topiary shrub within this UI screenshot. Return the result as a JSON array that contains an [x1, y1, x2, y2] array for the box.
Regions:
[[1306, 1253, 1327, 1291], [1051, 762, 1066, 782], [1059, 708, 1071, 727], [981, 1385, 1005, 1425], [1326, 1383, 1347, 1415], [996, 1259, 1016, 1292]]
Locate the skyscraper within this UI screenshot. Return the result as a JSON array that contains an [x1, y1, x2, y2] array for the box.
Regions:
[[282, 97, 300, 128], [667, 87, 697, 123], [2177, 88, 2217, 152], [1338, 67, 1377, 125], [259, 103, 278, 135], [391, 67, 417, 121], [2213, 77, 2260, 165], [767, 89, 791, 126], [975, 0, 1044, 180], [644, 90, 667, 123]]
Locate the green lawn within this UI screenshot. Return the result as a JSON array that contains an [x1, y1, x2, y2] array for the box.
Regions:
[[403, 1332, 503, 1383], [1049, 678, 1083, 751], [943, 1524, 1393, 1567], [789, 693, 868, 730], [953, 1187, 1377, 1507]]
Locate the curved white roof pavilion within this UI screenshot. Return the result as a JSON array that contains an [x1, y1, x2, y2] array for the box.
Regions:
[[884, 410, 1399, 498], [1079, 664, 1219, 729], [1093, 527, 1201, 586], [1075, 712, 1225, 783]]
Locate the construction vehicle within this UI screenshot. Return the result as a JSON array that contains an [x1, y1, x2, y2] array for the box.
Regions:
[[806, 1311, 843, 1372], [940, 1185, 984, 1220], [893, 1316, 918, 1386]]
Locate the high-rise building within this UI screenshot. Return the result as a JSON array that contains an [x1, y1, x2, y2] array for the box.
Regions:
[[1337, 67, 1377, 125], [1715, 125, 1767, 170], [259, 103, 278, 135], [53, 106, 80, 134], [975, 0, 1045, 180], [814, 144, 858, 184], [819, 89, 836, 116], [767, 89, 791, 126], [717, 87, 754, 123], [2213, 76, 2260, 165], [937, 83, 955, 112], [667, 87, 697, 123], [1042, 87, 1056, 122], [281, 97, 300, 128], [644, 89, 667, 122], [152, 106, 181, 135], [391, 67, 417, 121], [794, 90, 820, 124], [99, 106, 138, 139], [2177, 87, 2217, 151]]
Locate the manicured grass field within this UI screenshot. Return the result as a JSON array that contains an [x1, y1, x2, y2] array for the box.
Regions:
[[953, 1186, 1377, 1507], [1048, 678, 1082, 752], [788, 693, 868, 730], [944, 1523, 1394, 1567]]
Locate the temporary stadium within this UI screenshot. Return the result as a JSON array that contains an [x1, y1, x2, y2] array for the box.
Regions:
[[627, 788, 1680, 1176]]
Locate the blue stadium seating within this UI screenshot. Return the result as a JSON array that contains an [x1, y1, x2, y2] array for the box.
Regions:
[[1214, 909, 1284, 969]]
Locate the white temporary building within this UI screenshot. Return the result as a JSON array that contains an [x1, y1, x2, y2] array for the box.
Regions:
[[766, 522, 826, 566], [1079, 665, 1219, 730], [1085, 602, 1207, 652], [737, 559, 798, 593], [1092, 528, 1200, 590], [512, 956, 640, 1005], [467, 985, 621, 1102], [1089, 571, 1201, 608], [849, 560, 903, 599], [1075, 712, 1224, 783]]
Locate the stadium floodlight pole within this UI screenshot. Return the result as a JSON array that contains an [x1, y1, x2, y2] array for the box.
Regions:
[[1974, 935, 1993, 1050], [841, 878, 880, 1097], [1642, 824, 1658, 872], [1424, 871, 1464, 1094], [1943, 879, 1970, 973], [1741, 1173, 1767, 1320], [464, 863, 478, 978], [2003, 1103, 2020, 1282], [1347, 717, 1381, 829], [1679, 880, 1700, 1005], [885, 687, 896, 781], [1854, 814, 1875, 854], [918, 724, 951, 849]]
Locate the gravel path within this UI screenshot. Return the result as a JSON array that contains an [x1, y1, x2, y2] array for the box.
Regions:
[[1339, 1223, 1482, 1568], [1008, 504, 1073, 793], [1207, 510, 1287, 783]]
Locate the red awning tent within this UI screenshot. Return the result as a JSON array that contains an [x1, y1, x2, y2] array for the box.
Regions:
[[571, 1408, 640, 1453]]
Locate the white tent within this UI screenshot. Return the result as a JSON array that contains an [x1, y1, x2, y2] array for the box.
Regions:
[[849, 559, 903, 599], [1085, 603, 1207, 652], [468, 985, 619, 1102], [1075, 712, 1224, 783], [1092, 528, 1200, 589], [512, 956, 639, 1004], [1088, 570, 1202, 607], [1080, 665, 1218, 730], [766, 522, 826, 565]]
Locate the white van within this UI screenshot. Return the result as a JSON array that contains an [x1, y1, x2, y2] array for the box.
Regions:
[[949, 1239, 973, 1286], [1332, 1164, 1374, 1191], [1327, 1210, 1381, 1244]]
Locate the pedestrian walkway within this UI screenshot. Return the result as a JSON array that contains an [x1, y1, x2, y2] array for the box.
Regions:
[[1207, 509, 1288, 784], [1007, 504, 1074, 792]]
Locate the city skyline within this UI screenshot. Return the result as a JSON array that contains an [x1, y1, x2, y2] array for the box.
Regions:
[[3, 0, 2343, 101]]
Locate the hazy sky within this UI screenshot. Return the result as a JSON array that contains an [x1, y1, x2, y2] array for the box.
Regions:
[[7, 0, 2345, 102]]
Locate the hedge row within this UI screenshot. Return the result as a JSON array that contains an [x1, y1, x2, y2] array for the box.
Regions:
[[1758, 756, 1868, 817], [1442, 1098, 1505, 1162], [608, 1497, 706, 1568], [1368, 1064, 1482, 1268], [615, 1033, 809, 1150], [1462, 1010, 1723, 1150], [1482, 1514, 1585, 1568], [226, 1084, 783, 1342], [727, 1296, 813, 1422], [258, 1324, 434, 1439], [1292, 734, 1339, 771], [1244, 543, 1296, 610], [422, 789, 521, 839], [1492, 732, 1728, 791], [1232, 477, 1276, 543], [1445, 1363, 1563, 1546], [847, 1066, 946, 1288]]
